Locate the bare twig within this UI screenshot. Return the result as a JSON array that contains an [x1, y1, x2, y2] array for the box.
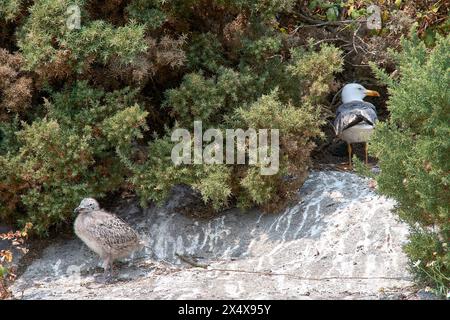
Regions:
[[293, 12, 367, 29], [198, 267, 412, 282], [300, 38, 344, 47], [175, 253, 208, 269], [352, 23, 362, 54], [330, 87, 344, 108]]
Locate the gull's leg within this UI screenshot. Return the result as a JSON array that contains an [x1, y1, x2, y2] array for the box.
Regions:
[[365, 142, 369, 164], [347, 143, 352, 168]]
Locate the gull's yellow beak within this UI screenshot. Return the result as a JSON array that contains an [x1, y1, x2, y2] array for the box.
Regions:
[[365, 89, 380, 97]]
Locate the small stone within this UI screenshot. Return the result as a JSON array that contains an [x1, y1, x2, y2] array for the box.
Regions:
[[416, 289, 439, 300], [371, 166, 381, 175], [368, 179, 378, 189]]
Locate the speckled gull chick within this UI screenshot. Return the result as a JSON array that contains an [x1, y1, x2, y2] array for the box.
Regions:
[[73, 198, 144, 279], [333, 83, 380, 167]]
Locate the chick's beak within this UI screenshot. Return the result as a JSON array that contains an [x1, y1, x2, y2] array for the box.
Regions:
[[365, 89, 380, 97], [74, 207, 79, 214]]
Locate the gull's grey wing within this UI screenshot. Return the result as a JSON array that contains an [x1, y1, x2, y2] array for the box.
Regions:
[[333, 101, 378, 136]]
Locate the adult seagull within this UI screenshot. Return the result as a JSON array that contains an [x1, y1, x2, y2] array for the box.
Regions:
[[333, 83, 380, 167]]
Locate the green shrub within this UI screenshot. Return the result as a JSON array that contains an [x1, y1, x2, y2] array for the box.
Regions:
[[0, 0, 23, 21], [370, 32, 449, 296], [132, 88, 327, 212], [0, 0, 343, 234], [125, 0, 166, 30], [186, 33, 225, 73], [17, 0, 147, 73], [0, 82, 148, 234]]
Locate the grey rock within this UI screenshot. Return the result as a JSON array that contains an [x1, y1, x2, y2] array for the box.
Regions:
[[416, 289, 441, 300], [11, 171, 415, 299]]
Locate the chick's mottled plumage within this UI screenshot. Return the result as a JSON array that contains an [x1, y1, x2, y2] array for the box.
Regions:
[[74, 198, 143, 278]]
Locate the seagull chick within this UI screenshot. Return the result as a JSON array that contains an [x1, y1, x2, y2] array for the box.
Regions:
[[74, 198, 143, 280], [333, 83, 380, 167]]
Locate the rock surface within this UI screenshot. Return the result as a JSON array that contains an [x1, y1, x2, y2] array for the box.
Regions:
[[11, 171, 418, 299]]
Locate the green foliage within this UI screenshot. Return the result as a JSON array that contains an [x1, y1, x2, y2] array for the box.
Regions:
[[186, 33, 225, 73], [0, 116, 20, 155], [405, 231, 449, 297], [220, 0, 296, 18], [125, 0, 166, 30], [370, 33, 449, 296], [129, 134, 235, 210], [1, 118, 96, 233], [352, 156, 375, 179], [193, 165, 233, 210], [68, 20, 147, 65], [102, 104, 149, 151], [0, 81, 148, 234], [287, 42, 343, 104], [1, 0, 344, 234], [352, 155, 375, 178], [17, 0, 147, 71], [235, 91, 323, 207], [241, 35, 283, 62], [134, 87, 327, 212], [0, 0, 22, 21], [163, 72, 226, 127]]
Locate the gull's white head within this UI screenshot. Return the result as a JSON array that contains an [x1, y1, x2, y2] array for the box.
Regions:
[[74, 198, 100, 214], [341, 83, 380, 104]]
